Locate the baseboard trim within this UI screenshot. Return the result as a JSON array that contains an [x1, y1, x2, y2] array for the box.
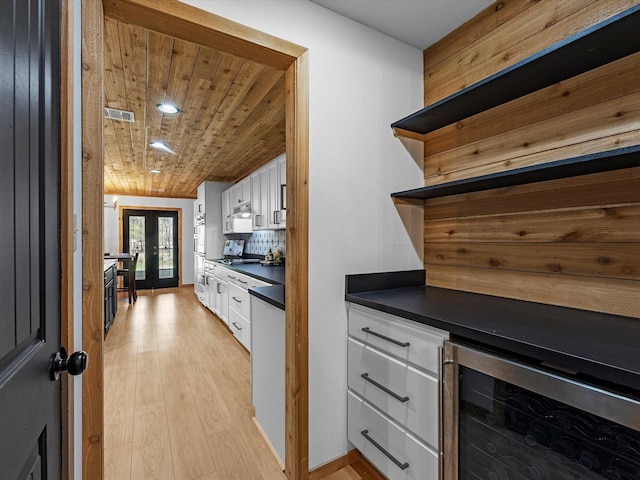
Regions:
[[309, 449, 385, 480]]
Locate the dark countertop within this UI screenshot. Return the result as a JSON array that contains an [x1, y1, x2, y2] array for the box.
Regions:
[[212, 260, 285, 309], [345, 271, 640, 394], [249, 285, 285, 311], [214, 261, 285, 286]]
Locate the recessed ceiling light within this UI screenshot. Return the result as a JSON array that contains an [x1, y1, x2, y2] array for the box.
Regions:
[[156, 103, 180, 114], [150, 169, 161, 174], [149, 141, 174, 153]]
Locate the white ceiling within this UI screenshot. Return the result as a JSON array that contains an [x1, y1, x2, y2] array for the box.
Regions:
[[311, 0, 493, 50]]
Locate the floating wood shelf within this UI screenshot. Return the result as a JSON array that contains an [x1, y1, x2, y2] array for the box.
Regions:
[[391, 6, 640, 136], [391, 146, 640, 200]]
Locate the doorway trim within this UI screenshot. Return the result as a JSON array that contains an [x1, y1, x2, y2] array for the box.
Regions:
[[81, 1, 309, 479]]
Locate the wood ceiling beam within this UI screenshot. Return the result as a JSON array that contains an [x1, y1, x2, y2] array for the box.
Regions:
[[103, 0, 305, 71]]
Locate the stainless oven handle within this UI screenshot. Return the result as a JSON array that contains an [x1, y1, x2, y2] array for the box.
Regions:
[[360, 430, 409, 470]]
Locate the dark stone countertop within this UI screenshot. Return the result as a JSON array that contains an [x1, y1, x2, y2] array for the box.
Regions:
[[211, 260, 285, 309], [345, 271, 640, 395], [213, 260, 285, 286], [249, 285, 285, 311]]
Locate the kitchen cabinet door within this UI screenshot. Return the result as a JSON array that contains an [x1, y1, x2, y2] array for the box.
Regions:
[[260, 167, 270, 230], [232, 177, 251, 207], [251, 170, 264, 230], [278, 154, 286, 227], [222, 188, 231, 234], [267, 161, 280, 229], [215, 280, 229, 324], [240, 177, 251, 204], [196, 182, 206, 215]]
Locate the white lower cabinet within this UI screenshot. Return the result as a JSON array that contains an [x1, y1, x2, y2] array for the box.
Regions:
[[348, 391, 437, 480], [229, 307, 251, 351], [347, 304, 448, 480], [213, 266, 229, 325]]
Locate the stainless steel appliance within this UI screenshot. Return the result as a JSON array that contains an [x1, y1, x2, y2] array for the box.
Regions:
[[194, 221, 205, 256], [443, 341, 640, 480], [217, 240, 260, 265]]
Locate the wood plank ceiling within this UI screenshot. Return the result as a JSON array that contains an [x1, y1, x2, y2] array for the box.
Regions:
[[103, 18, 286, 199]]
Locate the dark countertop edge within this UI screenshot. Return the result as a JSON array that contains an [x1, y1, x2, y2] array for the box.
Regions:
[[214, 261, 285, 286], [345, 270, 425, 294], [345, 282, 640, 395], [249, 285, 285, 310]]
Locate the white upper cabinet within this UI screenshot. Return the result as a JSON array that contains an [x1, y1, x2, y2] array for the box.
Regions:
[[232, 177, 251, 207], [278, 154, 286, 226], [250, 170, 263, 230], [222, 153, 286, 233], [222, 188, 231, 234]]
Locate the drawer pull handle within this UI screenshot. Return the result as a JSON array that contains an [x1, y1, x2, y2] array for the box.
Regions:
[[361, 327, 410, 347], [232, 297, 242, 303], [238, 279, 248, 284], [232, 322, 242, 331], [361, 373, 409, 402], [360, 429, 409, 471]]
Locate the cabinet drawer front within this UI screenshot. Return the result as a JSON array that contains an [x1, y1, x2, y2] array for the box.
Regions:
[[229, 283, 251, 317], [250, 277, 271, 288], [229, 308, 251, 351], [348, 338, 438, 447], [348, 304, 447, 374], [224, 270, 240, 284], [233, 272, 251, 289], [348, 392, 437, 480]]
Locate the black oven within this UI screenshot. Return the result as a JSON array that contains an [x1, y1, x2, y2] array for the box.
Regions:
[[443, 341, 640, 480]]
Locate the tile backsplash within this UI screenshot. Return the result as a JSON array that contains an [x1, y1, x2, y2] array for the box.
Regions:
[[243, 230, 286, 256]]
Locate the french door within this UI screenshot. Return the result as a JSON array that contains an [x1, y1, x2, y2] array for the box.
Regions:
[[122, 209, 179, 289]]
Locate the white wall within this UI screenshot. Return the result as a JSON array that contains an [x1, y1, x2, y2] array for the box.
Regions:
[[104, 195, 196, 285], [182, 0, 425, 469]]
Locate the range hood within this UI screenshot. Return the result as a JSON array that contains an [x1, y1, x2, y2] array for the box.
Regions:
[[227, 200, 253, 233], [232, 200, 252, 218]]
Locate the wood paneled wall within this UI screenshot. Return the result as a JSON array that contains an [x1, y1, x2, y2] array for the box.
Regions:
[[422, 0, 640, 318]]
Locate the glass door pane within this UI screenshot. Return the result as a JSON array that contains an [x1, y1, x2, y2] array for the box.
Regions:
[[458, 366, 640, 480], [123, 209, 179, 290], [127, 215, 146, 281], [157, 216, 175, 279]]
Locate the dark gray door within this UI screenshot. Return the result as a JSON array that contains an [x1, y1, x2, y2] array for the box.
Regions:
[[0, 0, 63, 478]]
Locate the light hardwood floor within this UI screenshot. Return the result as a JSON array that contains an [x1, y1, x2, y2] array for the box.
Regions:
[[104, 286, 367, 480]]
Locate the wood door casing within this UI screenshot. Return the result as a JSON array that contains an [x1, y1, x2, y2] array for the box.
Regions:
[[83, 1, 310, 479]]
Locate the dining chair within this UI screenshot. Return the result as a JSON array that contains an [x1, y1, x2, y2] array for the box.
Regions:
[[117, 252, 139, 304]]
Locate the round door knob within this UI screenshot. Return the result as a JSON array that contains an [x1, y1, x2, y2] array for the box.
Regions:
[[49, 347, 88, 381]]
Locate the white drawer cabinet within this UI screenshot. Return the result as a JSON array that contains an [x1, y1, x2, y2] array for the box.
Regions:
[[229, 307, 251, 351], [349, 305, 445, 376], [348, 392, 438, 480], [229, 283, 251, 318], [209, 263, 274, 352], [347, 303, 448, 479], [348, 337, 439, 446]]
